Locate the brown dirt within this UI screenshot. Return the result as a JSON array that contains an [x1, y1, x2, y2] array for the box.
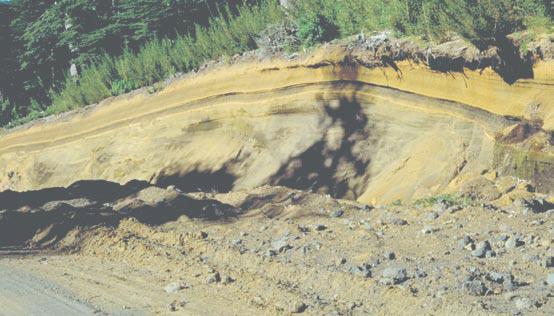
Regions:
[[1, 177, 552, 315], [0, 37, 552, 204], [0, 34, 552, 315]]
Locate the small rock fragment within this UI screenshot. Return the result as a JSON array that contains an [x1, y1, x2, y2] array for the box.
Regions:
[[425, 212, 439, 221], [384, 251, 396, 260], [487, 272, 504, 283], [166, 300, 186, 312], [458, 235, 474, 249], [289, 301, 307, 313], [448, 205, 463, 213], [251, 296, 264, 307], [413, 267, 427, 279], [350, 265, 371, 278], [421, 226, 434, 234], [206, 272, 221, 284], [231, 239, 243, 246], [505, 236, 523, 249], [222, 275, 235, 285], [196, 231, 208, 239], [167, 302, 177, 312], [433, 201, 449, 214], [314, 224, 327, 231], [331, 209, 344, 218], [514, 297, 534, 310], [472, 241, 491, 258], [462, 280, 487, 296], [390, 218, 407, 226], [271, 238, 293, 253], [547, 273, 554, 286], [164, 281, 187, 293], [380, 266, 408, 285], [543, 256, 553, 268], [503, 273, 517, 291]]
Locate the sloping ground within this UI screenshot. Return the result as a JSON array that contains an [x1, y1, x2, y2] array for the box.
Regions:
[[0, 40, 553, 204], [1, 36, 553, 316], [0, 181, 552, 315]]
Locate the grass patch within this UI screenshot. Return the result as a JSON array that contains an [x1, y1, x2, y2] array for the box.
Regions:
[[413, 193, 473, 208]]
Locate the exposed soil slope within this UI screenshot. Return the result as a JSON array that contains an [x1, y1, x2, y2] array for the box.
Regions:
[[0, 37, 552, 203]]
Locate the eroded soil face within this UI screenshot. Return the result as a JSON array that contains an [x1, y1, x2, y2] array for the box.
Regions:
[[2, 40, 553, 204], [0, 177, 552, 315]]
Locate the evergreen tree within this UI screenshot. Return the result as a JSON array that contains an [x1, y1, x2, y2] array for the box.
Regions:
[[10, 0, 61, 106], [60, 0, 120, 73], [0, 2, 16, 123]]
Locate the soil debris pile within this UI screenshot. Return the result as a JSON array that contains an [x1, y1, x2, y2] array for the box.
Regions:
[[0, 176, 552, 315], [0, 180, 238, 249]]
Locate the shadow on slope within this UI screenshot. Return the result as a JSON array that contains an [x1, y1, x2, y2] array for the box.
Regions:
[[424, 36, 534, 84], [0, 179, 150, 210], [154, 163, 237, 193], [0, 179, 238, 249], [270, 91, 376, 200]]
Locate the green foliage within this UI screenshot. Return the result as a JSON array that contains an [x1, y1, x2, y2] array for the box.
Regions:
[[2, 0, 266, 125], [47, 0, 284, 115], [0, 0, 551, 126], [414, 0, 554, 47], [111, 79, 139, 96], [413, 193, 472, 208], [0, 99, 12, 125], [286, 0, 551, 46], [391, 199, 403, 206], [296, 13, 338, 47], [146, 82, 166, 95], [287, 0, 395, 39]]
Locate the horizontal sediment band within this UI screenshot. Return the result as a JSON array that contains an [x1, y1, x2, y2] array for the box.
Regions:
[[1, 49, 552, 202]]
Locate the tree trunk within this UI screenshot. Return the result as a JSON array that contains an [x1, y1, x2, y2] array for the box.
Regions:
[[64, 14, 78, 78]]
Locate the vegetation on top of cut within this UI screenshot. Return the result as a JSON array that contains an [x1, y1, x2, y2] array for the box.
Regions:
[[413, 193, 473, 208], [0, 0, 552, 127]]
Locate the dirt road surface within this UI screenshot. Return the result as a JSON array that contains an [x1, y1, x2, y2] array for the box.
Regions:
[[0, 254, 256, 315], [0, 258, 96, 316]]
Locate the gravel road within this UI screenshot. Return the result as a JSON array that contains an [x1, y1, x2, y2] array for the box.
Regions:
[[0, 260, 96, 316]]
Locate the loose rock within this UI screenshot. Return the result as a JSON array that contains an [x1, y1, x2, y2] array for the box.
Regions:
[[289, 301, 307, 313], [425, 212, 439, 221], [206, 272, 221, 284], [164, 281, 187, 293], [458, 235, 474, 250], [462, 280, 487, 296], [350, 265, 372, 278], [380, 266, 408, 285], [547, 273, 554, 286], [514, 297, 534, 310], [505, 236, 523, 249], [331, 209, 344, 218], [472, 241, 491, 258]]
